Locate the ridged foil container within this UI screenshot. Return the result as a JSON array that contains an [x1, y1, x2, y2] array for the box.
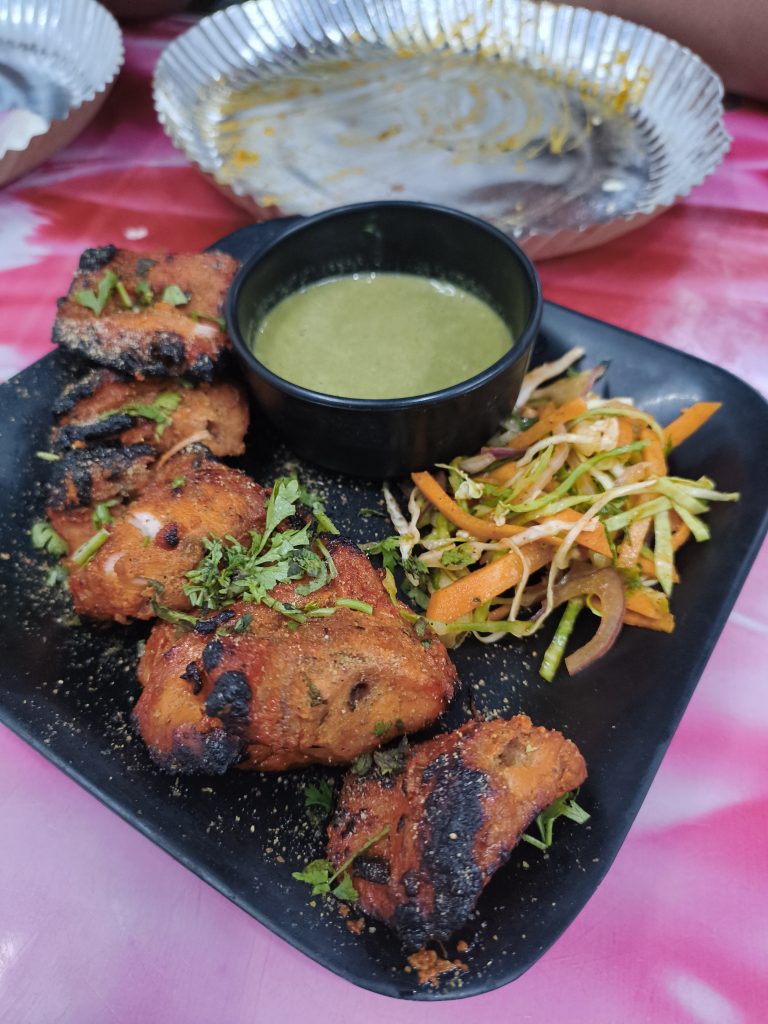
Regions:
[[0, 0, 124, 187], [154, 0, 729, 259]]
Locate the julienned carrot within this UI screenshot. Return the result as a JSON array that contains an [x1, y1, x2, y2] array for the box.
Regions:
[[672, 521, 691, 551], [625, 588, 669, 620], [426, 543, 552, 622], [485, 398, 588, 484], [411, 471, 526, 541], [412, 472, 616, 555], [640, 426, 667, 477], [664, 402, 722, 450], [624, 610, 675, 633]]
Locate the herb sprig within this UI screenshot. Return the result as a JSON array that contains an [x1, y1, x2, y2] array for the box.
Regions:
[[292, 825, 390, 901], [97, 392, 182, 439], [521, 791, 590, 851], [183, 477, 341, 622]]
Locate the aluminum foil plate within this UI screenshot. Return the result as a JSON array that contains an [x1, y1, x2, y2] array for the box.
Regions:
[[0, 0, 124, 188], [154, 0, 729, 259]]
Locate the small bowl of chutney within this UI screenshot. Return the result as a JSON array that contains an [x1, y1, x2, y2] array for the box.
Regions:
[[227, 201, 542, 478]]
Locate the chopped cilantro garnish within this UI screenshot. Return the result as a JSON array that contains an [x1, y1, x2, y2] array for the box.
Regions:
[[115, 280, 133, 309], [304, 780, 334, 817], [170, 476, 186, 490], [361, 535, 430, 610], [31, 520, 67, 557], [92, 500, 117, 529], [183, 477, 341, 621], [521, 791, 590, 851], [71, 528, 111, 567], [372, 720, 392, 737], [440, 544, 476, 567], [292, 824, 390, 901], [73, 270, 117, 316], [98, 391, 181, 439], [189, 309, 225, 329], [134, 279, 153, 305], [161, 284, 189, 306]]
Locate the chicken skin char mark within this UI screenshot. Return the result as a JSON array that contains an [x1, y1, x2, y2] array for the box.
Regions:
[[52, 369, 249, 460], [326, 716, 587, 948], [68, 448, 267, 623], [46, 372, 250, 551], [134, 537, 458, 774], [52, 248, 238, 380]]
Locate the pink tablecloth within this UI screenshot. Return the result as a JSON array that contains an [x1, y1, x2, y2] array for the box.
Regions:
[[1, 18, 767, 1024]]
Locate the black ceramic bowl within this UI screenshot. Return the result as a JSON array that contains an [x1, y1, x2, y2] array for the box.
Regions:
[[226, 202, 542, 478]]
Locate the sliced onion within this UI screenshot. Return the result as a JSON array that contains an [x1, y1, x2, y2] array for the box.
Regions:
[[550, 566, 626, 674]]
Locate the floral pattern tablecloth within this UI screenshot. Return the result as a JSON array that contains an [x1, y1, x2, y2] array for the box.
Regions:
[[1, 18, 766, 1024]]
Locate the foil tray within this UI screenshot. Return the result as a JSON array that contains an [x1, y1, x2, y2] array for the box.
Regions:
[[153, 0, 729, 259], [0, 0, 124, 188]]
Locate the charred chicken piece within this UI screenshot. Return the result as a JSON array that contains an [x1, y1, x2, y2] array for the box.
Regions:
[[52, 247, 238, 380], [47, 445, 156, 551], [134, 538, 457, 774], [46, 371, 250, 551], [326, 716, 587, 948], [68, 447, 267, 623], [52, 370, 249, 458]]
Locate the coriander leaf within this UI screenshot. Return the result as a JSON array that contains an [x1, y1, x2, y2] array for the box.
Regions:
[[292, 825, 390, 901], [350, 752, 372, 776], [115, 280, 133, 309], [71, 528, 111, 567], [522, 791, 590, 851], [441, 545, 476, 567], [46, 563, 69, 587], [358, 507, 386, 519], [170, 475, 186, 490], [304, 780, 334, 814], [293, 478, 339, 535], [149, 600, 198, 629], [233, 611, 253, 634], [291, 858, 333, 895], [30, 521, 67, 557], [332, 874, 358, 901], [73, 270, 117, 316], [134, 279, 153, 305], [372, 736, 409, 777], [161, 284, 190, 306], [373, 720, 392, 737], [189, 309, 225, 329], [97, 391, 181, 439], [92, 500, 117, 529]]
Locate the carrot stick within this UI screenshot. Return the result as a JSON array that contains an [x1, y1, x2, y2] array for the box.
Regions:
[[485, 398, 587, 484], [672, 521, 691, 551], [426, 543, 552, 622], [664, 402, 722, 450], [623, 610, 675, 633], [411, 472, 615, 554], [625, 588, 670, 620], [640, 426, 667, 477], [616, 416, 636, 447], [411, 471, 526, 541]]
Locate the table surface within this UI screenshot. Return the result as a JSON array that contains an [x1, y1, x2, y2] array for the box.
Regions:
[[1, 17, 767, 1024]]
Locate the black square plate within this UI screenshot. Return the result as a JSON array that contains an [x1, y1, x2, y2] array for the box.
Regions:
[[1, 221, 766, 1000]]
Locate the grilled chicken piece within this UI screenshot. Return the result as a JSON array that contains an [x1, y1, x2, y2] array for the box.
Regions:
[[68, 447, 267, 622], [133, 538, 457, 774], [52, 246, 238, 380], [47, 444, 156, 549], [326, 716, 587, 948], [52, 370, 249, 458], [46, 371, 250, 551]]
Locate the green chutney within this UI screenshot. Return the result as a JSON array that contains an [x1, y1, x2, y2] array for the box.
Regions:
[[248, 272, 513, 399]]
